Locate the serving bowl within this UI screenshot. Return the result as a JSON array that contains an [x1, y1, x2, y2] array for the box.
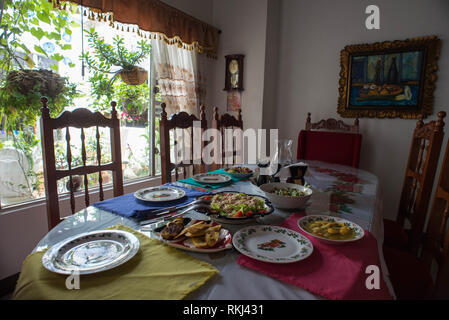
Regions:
[[259, 182, 312, 209], [225, 166, 253, 179]]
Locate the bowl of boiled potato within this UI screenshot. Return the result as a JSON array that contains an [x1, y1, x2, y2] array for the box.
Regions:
[[298, 215, 364, 244]]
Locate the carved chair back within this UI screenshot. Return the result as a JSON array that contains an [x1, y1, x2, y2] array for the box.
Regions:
[[397, 111, 446, 253], [159, 103, 207, 183], [40, 97, 124, 230], [421, 136, 449, 297], [211, 107, 243, 171], [305, 112, 359, 133], [298, 113, 362, 168]]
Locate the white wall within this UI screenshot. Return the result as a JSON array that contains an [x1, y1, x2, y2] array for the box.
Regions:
[[274, 0, 449, 220], [210, 0, 269, 130]]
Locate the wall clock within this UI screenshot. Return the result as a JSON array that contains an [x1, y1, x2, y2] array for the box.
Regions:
[[224, 54, 244, 91]]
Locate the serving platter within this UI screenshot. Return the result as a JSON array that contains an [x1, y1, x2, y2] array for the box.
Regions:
[[134, 186, 186, 202], [192, 173, 232, 184], [233, 225, 313, 263], [195, 191, 274, 224], [158, 220, 233, 253], [297, 215, 365, 244], [42, 230, 140, 275]]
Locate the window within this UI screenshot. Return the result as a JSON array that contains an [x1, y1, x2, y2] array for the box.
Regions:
[[0, 5, 161, 208]]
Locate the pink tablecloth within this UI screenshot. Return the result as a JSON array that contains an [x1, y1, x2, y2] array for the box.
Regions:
[[237, 213, 392, 300]]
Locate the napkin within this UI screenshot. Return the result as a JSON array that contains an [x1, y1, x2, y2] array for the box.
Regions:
[[179, 168, 248, 189], [13, 225, 218, 300], [90, 183, 210, 218], [236, 213, 392, 300]]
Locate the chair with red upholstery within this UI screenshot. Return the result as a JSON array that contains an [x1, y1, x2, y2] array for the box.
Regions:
[[297, 113, 362, 168], [383, 112, 446, 253], [384, 133, 449, 299]]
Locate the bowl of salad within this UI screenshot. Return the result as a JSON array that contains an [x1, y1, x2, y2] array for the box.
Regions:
[[259, 182, 312, 209], [225, 166, 253, 179], [196, 191, 274, 224]]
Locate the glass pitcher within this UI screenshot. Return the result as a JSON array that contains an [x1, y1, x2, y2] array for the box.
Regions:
[[270, 139, 293, 178]]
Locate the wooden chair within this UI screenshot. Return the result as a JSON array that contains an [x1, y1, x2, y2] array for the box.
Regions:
[[384, 111, 446, 254], [211, 107, 243, 171], [297, 113, 362, 168], [40, 97, 124, 230], [159, 103, 207, 183], [384, 133, 449, 299]]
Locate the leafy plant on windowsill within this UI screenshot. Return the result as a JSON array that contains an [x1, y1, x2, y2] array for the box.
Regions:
[[0, 0, 79, 199], [90, 80, 150, 122]]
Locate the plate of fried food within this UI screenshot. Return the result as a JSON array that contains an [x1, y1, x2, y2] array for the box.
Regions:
[[156, 217, 233, 252]]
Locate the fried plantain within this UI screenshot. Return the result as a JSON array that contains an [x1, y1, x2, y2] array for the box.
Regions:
[[161, 217, 185, 240]]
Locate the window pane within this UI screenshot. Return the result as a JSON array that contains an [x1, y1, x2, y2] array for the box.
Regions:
[[0, 6, 154, 208]]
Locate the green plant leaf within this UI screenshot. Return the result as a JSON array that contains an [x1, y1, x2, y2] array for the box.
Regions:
[[47, 32, 62, 41], [70, 21, 80, 28], [30, 27, 45, 40], [50, 53, 64, 62], [60, 44, 72, 50], [34, 45, 48, 56], [36, 11, 51, 24]]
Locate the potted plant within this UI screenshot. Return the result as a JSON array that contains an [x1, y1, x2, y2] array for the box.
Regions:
[[0, 0, 79, 130], [83, 29, 151, 88], [0, 0, 79, 199]]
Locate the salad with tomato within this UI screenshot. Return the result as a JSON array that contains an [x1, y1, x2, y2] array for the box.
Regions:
[[208, 192, 267, 218]]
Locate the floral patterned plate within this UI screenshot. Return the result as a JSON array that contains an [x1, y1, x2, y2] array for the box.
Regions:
[[192, 173, 232, 184], [297, 215, 365, 245], [233, 225, 313, 263]]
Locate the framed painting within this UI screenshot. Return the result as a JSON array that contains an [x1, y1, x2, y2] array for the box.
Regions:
[[337, 36, 440, 119]]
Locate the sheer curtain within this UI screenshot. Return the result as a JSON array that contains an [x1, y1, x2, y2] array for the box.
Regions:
[[151, 39, 207, 117]]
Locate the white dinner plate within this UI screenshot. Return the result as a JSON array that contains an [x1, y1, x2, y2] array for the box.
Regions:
[[297, 215, 365, 244], [134, 186, 186, 202], [192, 173, 232, 184], [233, 225, 313, 263], [42, 230, 140, 275]]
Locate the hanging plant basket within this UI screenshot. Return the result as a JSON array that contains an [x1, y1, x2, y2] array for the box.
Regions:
[[119, 66, 148, 86], [5, 69, 66, 98]]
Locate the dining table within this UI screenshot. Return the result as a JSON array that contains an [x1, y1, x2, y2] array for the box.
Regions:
[[24, 160, 395, 300]]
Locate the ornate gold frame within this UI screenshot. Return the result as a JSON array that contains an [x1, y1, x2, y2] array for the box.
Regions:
[[337, 36, 440, 119]]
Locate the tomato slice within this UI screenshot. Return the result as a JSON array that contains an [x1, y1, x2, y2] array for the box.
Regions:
[[258, 209, 266, 214], [234, 211, 243, 217], [244, 211, 253, 216]]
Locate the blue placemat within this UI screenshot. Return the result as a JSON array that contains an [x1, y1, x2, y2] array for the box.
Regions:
[[179, 168, 250, 189], [91, 183, 211, 219]]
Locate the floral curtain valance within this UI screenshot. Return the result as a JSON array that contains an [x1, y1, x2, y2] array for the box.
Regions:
[[59, 0, 220, 58]]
